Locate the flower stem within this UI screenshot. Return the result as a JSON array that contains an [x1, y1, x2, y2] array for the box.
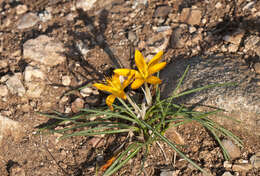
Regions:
[[144, 83, 152, 106], [126, 94, 142, 117]]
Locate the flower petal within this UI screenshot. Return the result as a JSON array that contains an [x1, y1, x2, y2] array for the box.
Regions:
[[146, 76, 162, 85], [106, 95, 116, 111], [122, 71, 135, 89], [131, 78, 144, 89], [93, 83, 114, 94], [135, 50, 146, 75], [111, 74, 121, 89], [114, 69, 133, 76], [148, 51, 163, 67], [148, 62, 166, 75]]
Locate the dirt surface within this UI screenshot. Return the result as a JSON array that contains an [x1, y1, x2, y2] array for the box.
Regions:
[[0, 0, 260, 176]]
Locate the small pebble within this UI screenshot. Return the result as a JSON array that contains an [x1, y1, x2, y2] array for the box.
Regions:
[[0, 85, 8, 96], [222, 139, 241, 159], [15, 4, 28, 15], [224, 161, 232, 169], [232, 163, 253, 172], [80, 87, 93, 97], [250, 152, 260, 168], [189, 26, 197, 33], [222, 171, 233, 176], [71, 98, 84, 113], [62, 76, 71, 86], [17, 12, 39, 29]]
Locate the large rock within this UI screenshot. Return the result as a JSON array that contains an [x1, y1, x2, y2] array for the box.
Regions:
[[180, 8, 202, 25], [6, 74, 25, 96], [23, 35, 66, 66], [0, 115, 25, 145], [76, 0, 97, 11], [160, 56, 260, 136], [17, 12, 39, 29]]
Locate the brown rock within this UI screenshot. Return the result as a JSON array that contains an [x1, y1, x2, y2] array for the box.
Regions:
[[71, 98, 85, 113], [254, 63, 260, 74], [170, 27, 188, 48], [10, 164, 25, 176], [164, 126, 185, 145], [23, 35, 66, 66], [223, 29, 245, 45], [17, 12, 39, 29], [222, 139, 241, 159], [180, 8, 202, 25], [232, 163, 253, 172], [0, 115, 25, 145], [154, 6, 172, 18], [250, 152, 260, 168]]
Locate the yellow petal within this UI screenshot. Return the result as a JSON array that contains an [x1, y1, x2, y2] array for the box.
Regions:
[[111, 74, 121, 89], [114, 69, 132, 76], [106, 95, 116, 111], [146, 76, 162, 85], [93, 83, 114, 94], [148, 62, 166, 75], [135, 50, 147, 75], [148, 51, 163, 67], [122, 71, 134, 89], [131, 78, 144, 89]]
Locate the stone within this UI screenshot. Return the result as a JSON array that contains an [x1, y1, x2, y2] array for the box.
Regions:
[[0, 115, 25, 145], [25, 82, 45, 98], [15, 4, 28, 15], [160, 170, 180, 176], [250, 153, 260, 168], [76, 0, 97, 11], [254, 63, 260, 74], [24, 66, 45, 82], [10, 164, 25, 176], [0, 60, 8, 68], [180, 8, 202, 25], [223, 161, 232, 169], [154, 6, 172, 18], [154, 26, 171, 32], [71, 98, 85, 113], [0, 85, 8, 96], [228, 44, 239, 53], [147, 28, 172, 53], [244, 35, 260, 56], [170, 27, 188, 48], [17, 12, 39, 29], [189, 26, 197, 33], [215, 2, 222, 9], [222, 139, 241, 159], [164, 126, 185, 145], [223, 29, 245, 45], [80, 87, 93, 97], [38, 10, 52, 22], [62, 75, 71, 86], [232, 163, 253, 172], [23, 35, 66, 66], [160, 56, 260, 137], [128, 31, 137, 42], [6, 74, 25, 96], [222, 171, 233, 176]]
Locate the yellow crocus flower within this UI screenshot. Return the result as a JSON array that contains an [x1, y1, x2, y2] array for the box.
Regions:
[[114, 50, 166, 89], [93, 73, 133, 110]]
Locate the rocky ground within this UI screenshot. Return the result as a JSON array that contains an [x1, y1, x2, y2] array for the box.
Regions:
[[0, 0, 260, 176]]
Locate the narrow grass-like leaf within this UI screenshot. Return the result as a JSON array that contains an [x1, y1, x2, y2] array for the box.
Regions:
[[104, 143, 138, 175], [140, 120, 207, 174], [104, 143, 143, 176]]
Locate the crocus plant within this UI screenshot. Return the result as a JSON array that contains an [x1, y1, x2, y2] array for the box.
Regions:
[[40, 49, 242, 176], [94, 50, 166, 118]]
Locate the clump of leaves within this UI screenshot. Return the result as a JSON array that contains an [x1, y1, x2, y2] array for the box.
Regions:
[[39, 50, 242, 176]]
